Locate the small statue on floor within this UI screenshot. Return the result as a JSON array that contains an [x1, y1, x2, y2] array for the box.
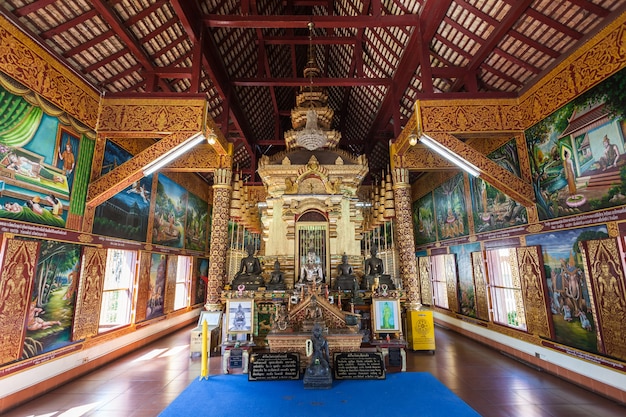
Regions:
[[303, 322, 332, 389]]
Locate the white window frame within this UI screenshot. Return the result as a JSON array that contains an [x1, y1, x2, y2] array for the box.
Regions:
[[485, 248, 527, 331], [173, 255, 192, 311], [99, 249, 137, 332], [430, 254, 449, 309]]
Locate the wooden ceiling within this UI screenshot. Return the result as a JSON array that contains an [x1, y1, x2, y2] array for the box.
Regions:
[[1, 0, 624, 184]]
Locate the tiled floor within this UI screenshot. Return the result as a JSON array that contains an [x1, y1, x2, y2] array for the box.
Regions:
[[4, 325, 626, 417]]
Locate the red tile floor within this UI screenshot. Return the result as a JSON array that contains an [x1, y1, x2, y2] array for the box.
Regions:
[[4, 325, 626, 417]]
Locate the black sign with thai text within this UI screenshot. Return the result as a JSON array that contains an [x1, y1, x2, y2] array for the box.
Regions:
[[333, 352, 385, 380], [248, 352, 300, 381]]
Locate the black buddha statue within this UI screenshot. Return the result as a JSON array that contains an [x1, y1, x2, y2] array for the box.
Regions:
[[266, 259, 286, 291], [231, 244, 264, 290], [361, 245, 395, 290]]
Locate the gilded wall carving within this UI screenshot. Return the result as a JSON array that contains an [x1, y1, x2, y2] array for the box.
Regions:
[[0, 238, 38, 364], [418, 256, 432, 306], [444, 253, 459, 313], [73, 247, 107, 341], [521, 17, 626, 128], [517, 247, 551, 339], [0, 17, 100, 128], [422, 100, 520, 133], [134, 251, 152, 323], [581, 238, 626, 361], [164, 256, 178, 314], [471, 252, 489, 321], [98, 98, 205, 134]]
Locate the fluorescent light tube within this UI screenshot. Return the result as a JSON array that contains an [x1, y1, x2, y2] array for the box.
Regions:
[[419, 134, 480, 177], [143, 133, 205, 176]]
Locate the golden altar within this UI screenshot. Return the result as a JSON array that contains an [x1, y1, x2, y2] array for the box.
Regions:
[[266, 331, 363, 369]]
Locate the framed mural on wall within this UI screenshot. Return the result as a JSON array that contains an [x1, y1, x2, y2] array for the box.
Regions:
[[153, 174, 187, 248], [433, 173, 469, 241], [469, 139, 527, 234], [92, 140, 152, 242], [23, 239, 82, 359], [146, 253, 167, 320], [185, 192, 208, 252], [526, 67, 626, 220], [0, 81, 85, 228], [413, 192, 437, 246], [525, 225, 608, 354]]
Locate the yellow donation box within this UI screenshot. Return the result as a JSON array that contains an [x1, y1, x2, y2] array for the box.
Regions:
[[406, 310, 435, 352]]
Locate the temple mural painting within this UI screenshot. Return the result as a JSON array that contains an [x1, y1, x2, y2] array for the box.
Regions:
[[146, 253, 166, 320], [433, 173, 469, 241], [469, 139, 527, 233], [185, 192, 208, 252], [0, 83, 81, 228], [23, 240, 81, 358], [412, 192, 436, 247], [194, 257, 208, 305], [152, 175, 187, 249], [449, 242, 481, 318], [526, 225, 608, 353], [92, 140, 152, 242], [526, 67, 626, 220]]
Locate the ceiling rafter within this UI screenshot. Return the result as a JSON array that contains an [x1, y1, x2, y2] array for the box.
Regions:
[[525, 7, 583, 40], [203, 14, 419, 29], [364, 0, 454, 149], [566, 0, 610, 17], [170, 0, 253, 145], [40, 10, 99, 39], [1, 0, 624, 185], [63, 30, 115, 58], [449, 0, 534, 92], [90, 0, 172, 92]]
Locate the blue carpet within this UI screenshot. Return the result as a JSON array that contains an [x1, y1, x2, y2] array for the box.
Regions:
[[159, 372, 481, 417]]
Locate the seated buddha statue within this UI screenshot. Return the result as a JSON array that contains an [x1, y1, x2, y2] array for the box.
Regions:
[[231, 244, 264, 290], [361, 245, 395, 290], [266, 259, 286, 291], [333, 254, 359, 292], [299, 249, 324, 285]]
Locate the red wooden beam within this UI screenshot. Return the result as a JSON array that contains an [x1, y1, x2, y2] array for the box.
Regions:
[[203, 14, 419, 29]]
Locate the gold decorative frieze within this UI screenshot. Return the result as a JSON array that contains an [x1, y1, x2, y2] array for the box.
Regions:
[[0, 16, 100, 128], [420, 99, 522, 133], [98, 96, 206, 134]]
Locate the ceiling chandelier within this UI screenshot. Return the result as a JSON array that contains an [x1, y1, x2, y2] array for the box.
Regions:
[[296, 22, 327, 151]]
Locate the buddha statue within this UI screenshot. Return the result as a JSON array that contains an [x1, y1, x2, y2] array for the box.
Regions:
[[361, 245, 395, 290], [231, 244, 264, 290], [299, 248, 324, 285], [333, 254, 359, 293], [266, 259, 286, 291]]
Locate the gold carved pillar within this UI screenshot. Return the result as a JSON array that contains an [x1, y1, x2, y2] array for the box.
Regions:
[[392, 167, 421, 310], [205, 168, 232, 311]]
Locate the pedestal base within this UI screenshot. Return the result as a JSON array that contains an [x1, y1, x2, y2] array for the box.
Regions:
[[303, 372, 333, 389]]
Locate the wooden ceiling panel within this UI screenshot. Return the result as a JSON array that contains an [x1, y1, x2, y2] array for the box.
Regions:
[[0, 0, 624, 183]]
